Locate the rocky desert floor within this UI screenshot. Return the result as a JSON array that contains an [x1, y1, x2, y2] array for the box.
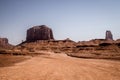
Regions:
[[0, 53, 120, 80]]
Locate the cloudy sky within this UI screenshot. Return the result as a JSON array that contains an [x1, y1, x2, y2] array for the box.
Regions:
[[0, 0, 120, 45]]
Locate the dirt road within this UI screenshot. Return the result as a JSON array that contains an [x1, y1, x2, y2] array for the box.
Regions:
[[0, 53, 120, 80]]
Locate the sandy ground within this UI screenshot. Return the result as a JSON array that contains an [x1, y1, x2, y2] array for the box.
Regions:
[[0, 53, 120, 80]]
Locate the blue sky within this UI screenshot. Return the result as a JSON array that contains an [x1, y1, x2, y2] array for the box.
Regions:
[[0, 0, 120, 45]]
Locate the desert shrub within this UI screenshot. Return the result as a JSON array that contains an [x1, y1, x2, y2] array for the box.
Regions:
[[116, 43, 120, 47], [27, 48, 35, 52], [0, 49, 6, 54], [92, 52, 101, 55], [99, 43, 112, 46]]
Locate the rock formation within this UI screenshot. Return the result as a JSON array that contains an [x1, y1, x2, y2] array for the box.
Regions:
[[0, 38, 8, 45], [105, 30, 113, 40], [0, 38, 12, 49], [26, 25, 54, 42]]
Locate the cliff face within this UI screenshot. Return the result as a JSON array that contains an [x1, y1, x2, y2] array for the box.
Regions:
[[26, 25, 54, 42]]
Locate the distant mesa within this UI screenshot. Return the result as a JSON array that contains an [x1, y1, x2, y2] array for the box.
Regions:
[[105, 30, 113, 40], [26, 25, 54, 42], [25, 25, 114, 43]]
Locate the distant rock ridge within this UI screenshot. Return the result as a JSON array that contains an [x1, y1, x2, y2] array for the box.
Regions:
[[7, 27, 120, 58], [26, 25, 54, 42], [105, 30, 113, 40]]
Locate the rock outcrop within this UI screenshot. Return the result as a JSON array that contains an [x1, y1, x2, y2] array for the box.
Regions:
[[105, 30, 113, 40], [0, 38, 12, 49], [26, 25, 54, 42], [0, 38, 8, 44]]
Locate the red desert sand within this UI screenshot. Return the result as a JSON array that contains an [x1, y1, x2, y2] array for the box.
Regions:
[[0, 53, 120, 80]]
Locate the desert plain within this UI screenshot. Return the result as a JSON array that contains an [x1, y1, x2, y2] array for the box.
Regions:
[[0, 53, 120, 80]]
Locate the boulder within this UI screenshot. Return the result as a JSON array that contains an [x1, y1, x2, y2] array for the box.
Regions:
[[26, 25, 54, 42]]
